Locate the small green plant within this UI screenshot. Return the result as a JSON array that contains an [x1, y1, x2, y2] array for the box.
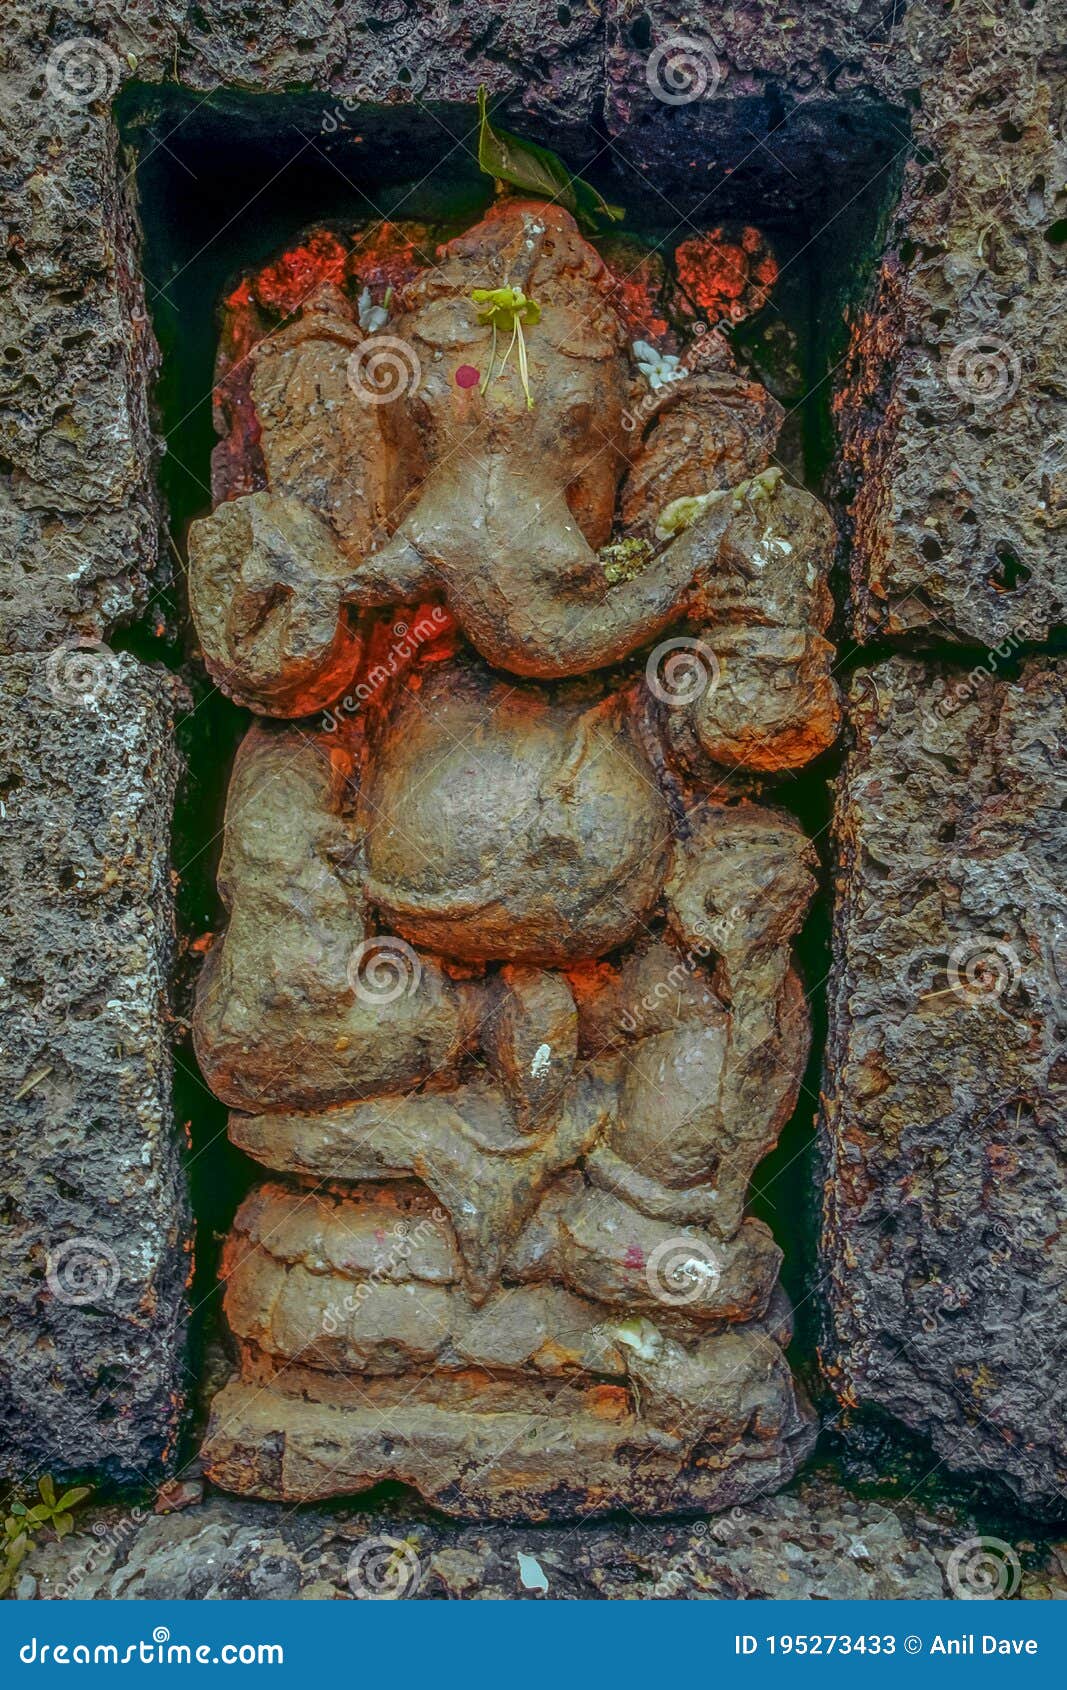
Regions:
[[470, 285, 541, 408], [1, 1475, 91, 1597]]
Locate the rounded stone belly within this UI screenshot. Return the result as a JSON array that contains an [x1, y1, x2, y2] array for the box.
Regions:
[[362, 662, 670, 964]]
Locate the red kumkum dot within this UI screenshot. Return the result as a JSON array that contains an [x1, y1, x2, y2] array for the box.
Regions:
[[455, 364, 480, 388]]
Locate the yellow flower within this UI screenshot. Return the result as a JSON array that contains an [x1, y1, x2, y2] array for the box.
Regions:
[[470, 287, 541, 407]]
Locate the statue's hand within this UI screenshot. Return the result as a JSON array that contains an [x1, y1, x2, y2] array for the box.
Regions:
[[649, 469, 783, 617], [188, 491, 357, 716]]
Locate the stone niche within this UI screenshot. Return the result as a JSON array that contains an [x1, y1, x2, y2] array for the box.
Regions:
[[122, 80, 901, 1519], [1, 1, 903, 1509], [3, 0, 1062, 1558]]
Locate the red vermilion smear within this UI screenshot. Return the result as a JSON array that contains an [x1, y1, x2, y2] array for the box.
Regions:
[[601, 256, 670, 343], [213, 223, 435, 501], [354, 603, 459, 719], [211, 284, 269, 503], [455, 364, 480, 388], [675, 226, 778, 325], [223, 277, 256, 312], [346, 220, 430, 299], [253, 229, 349, 317]]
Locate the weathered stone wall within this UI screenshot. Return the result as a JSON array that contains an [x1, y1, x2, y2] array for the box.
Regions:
[[836, 1, 1065, 646], [1, 0, 1063, 1541], [0, 5, 188, 1485], [23, 1481, 1045, 1601], [821, 657, 1066, 1515], [0, 655, 189, 1484], [817, 0, 1066, 1520]]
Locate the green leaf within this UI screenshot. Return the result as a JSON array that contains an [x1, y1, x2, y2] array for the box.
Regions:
[[56, 1487, 91, 1512], [53, 1514, 74, 1538], [38, 1475, 56, 1509], [10, 1502, 27, 1517], [570, 176, 625, 231], [476, 87, 623, 233]]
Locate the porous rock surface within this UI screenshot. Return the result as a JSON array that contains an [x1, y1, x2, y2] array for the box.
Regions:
[[821, 656, 1067, 1517], [833, 0, 1066, 645], [0, 653, 190, 1484], [21, 1480, 992, 1601]]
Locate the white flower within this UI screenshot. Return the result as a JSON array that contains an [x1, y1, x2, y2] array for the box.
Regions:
[[632, 339, 684, 391], [357, 285, 390, 333]]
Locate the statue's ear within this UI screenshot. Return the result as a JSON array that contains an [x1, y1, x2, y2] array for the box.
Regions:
[[188, 491, 360, 718], [619, 368, 783, 539]]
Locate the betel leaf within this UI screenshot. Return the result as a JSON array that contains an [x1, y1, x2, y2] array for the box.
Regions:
[[476, 87, 623, 232]]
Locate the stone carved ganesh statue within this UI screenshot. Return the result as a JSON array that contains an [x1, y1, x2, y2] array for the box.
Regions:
[[188, 201, 840, 1519]]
